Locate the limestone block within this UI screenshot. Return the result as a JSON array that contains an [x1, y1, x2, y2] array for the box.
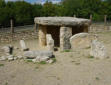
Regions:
[[24, 51, 53, 59], [60, 27, 72, 51], [46, 34, 54, 51]]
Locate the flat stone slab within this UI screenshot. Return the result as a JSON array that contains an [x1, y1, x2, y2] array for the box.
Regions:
[[34, 17, 91, 26]]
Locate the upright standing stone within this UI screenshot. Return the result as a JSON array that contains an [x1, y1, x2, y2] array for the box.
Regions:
[[90, 40, 108, 59], [46, 34, 54, 51], [38, 25, 47, 46], [20, 40, 29, 51], [60, 27, 72, 51]]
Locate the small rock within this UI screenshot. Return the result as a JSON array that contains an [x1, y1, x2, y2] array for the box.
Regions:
[[17, 55, 23, 59], [0, 56, 7, 61], [7, 55, 14, 61], [14, 57, 17, 60], [46, 59, 53, 64]]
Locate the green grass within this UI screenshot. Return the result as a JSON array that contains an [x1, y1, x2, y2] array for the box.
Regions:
[[0, 64, 4, 67], [95, 77, 100, 80], [39, 61, 47, 64], [64, 50, 71, 52], [88, 56, 94, 59], [52, 58, 57, 63], [26, 59, 33, 63]]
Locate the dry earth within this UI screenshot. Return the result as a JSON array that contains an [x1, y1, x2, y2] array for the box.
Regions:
[[0, 31, 111, 85]]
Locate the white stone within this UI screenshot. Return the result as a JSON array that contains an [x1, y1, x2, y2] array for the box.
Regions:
[[7, 55, 14, 61], [0, 56, 7, 61], [20, 40, 29, 51], [90, 40, 107, 59], [46, 59, 53, 64], [46, 34, 54, 51], [17, 55, 23, 59]]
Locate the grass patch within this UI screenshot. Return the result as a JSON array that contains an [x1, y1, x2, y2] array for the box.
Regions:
[[95, 77, 100, 80], [0, 64, 4, 67], [52, 58, 57, 63], [26, 59, 33, 63], [64, 50, 71, 52], [88, 56, 94, 59], [75, 62, 80, 65], [39, 61, 47, 64]]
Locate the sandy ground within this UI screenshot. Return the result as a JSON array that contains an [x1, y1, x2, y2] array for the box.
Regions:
[[0, 31, 111, 85]]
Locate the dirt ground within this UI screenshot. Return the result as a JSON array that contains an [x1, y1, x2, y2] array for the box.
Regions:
[[0, 31, 111, 85]]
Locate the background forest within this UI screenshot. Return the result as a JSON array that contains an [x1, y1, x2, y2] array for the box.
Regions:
[[0, 0, 111, 27]]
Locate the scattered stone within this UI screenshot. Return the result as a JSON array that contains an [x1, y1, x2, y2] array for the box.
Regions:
[[46, 59, 54, 64], [60, 27, 72, 51], [46, 34, 54, 51], [90, 40, 108, 59], [24, 51, 53, 59], [14, 57, 18, 60], [7, 55, 14, 61], [20, 40, 29, 51], [70, 33, 96, 50], [0, 56, 7, 61], [2, 45, 13, 55], [17, 55, 23, 59]]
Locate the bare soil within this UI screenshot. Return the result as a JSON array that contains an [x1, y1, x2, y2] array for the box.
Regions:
[[0, 31, 111, 85]]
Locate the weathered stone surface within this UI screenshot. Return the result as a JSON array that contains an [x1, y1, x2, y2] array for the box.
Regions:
[[2, 45, 13, 55], [24, 51, 53, 59], [7, 55, 14, 61], [60, 27, 72, 51], [46, 34, 54, 51], [38, 25, 47, 46], [90, 40, 107, 59], [20, 40, 29, 51], [70, 33, 96, 50], [0, 56, 7, 61], [32, 56, 49, 63], [35, 17, 91, 26]]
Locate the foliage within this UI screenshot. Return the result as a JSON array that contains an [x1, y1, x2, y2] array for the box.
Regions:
[[0, 0, 111, 27]]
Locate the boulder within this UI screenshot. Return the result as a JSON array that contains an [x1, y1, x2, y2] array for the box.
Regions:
[[24, 51, 53, 59], [90, 40, 108, 59], [70, 33, 96, 50], [46, 34, 54, 51], [20, 40, 29, 51]]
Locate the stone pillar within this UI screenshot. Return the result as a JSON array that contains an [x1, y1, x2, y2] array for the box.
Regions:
[[38, 25, 47, 46], [83, 25, 89, 32], [46, 34, 54, 51], [34, 23, 37, 32], [60, 26, 72, 51]]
